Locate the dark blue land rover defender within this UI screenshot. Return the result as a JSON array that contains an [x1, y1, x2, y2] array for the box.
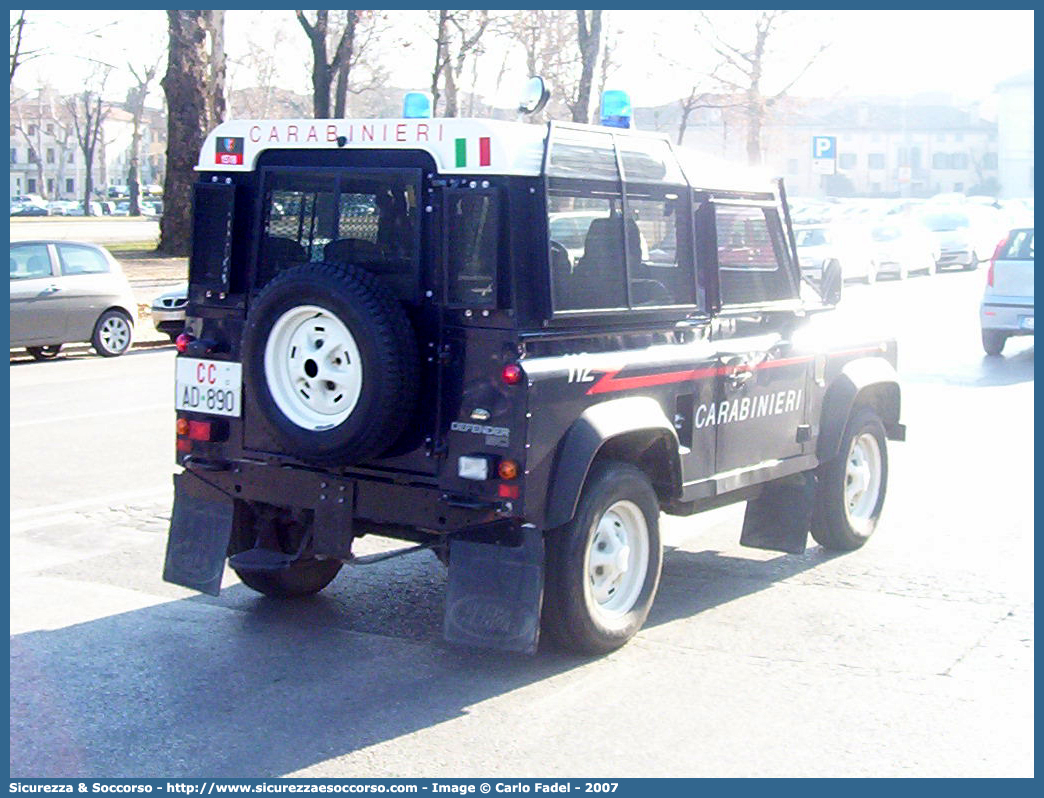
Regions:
[[163, 108, 905, 654]]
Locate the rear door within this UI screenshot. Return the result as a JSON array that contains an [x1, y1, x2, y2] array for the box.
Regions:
[[52, 243, 122, 340], [991, 229, 1034, 300], [709, 201, 812, 476]]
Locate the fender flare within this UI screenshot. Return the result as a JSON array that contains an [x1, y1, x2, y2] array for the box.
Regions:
[[544, 396, 681, 529], [817, 356, 903, 462]]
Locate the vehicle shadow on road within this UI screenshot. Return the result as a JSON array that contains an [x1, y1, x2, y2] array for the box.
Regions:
[[10, 539, 834, 777]]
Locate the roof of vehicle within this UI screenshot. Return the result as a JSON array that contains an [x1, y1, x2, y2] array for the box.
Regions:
[[197, 117, 781, 196]]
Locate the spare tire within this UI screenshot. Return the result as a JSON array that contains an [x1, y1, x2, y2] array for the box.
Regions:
[[242, 262, 419, 465]]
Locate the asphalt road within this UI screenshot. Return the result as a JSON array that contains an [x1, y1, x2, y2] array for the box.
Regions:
[[9, 269, 1034, 777]]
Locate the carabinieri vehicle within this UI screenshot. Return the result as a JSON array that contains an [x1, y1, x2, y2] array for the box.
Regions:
[[163, 90, 906, 654]]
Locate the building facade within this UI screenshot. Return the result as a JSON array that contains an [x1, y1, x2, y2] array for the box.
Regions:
[[995, 71, 1033, 199], [9, 86, 165, 201]]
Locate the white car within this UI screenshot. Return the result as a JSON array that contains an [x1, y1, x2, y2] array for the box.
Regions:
[[795, 223, 877, 283], [869, 222, 939, 279], [917, 207, 1008, 271], [981, 226, 1033, 356], [151, 283, 188, 342]]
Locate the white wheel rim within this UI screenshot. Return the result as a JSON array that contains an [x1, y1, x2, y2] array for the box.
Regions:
[[264, 305, 363, 431], [584, 500, 650, 626], [100, 315, 130, 353], [844, 432, 882, 534]]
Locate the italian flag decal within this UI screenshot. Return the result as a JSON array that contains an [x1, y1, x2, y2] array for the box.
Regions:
[[455, 136, 491, 168]]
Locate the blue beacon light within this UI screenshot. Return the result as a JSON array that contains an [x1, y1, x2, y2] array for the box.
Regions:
[[403, 92, 433, 119], [600, 89, 632, 129]]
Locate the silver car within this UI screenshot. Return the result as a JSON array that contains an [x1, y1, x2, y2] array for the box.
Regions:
[[151, 283, 188, 342], [981, 226, 1034, 356], [10, 240, 136, 360]]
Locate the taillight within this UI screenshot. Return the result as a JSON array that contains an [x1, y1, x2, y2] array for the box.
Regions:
[[501, 363, 523, 385], [187, 420, 212, 441], [175, 332, 194, 353], [498, 459, 519, 480], [988, 237, 1008, 288]]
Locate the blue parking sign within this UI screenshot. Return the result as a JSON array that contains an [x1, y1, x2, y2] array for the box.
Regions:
[[812, 136, 836, 159]]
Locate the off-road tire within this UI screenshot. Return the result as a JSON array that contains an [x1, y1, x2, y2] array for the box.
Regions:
[[234, 559, 343, 598], [542, 461, 663, 655], [811, 406, 888, 551], [982, 329, 1008, 356], [241, 262, 419, 465]]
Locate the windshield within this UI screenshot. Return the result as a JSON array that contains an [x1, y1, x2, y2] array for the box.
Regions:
[[871, 226, 902, 242], [795, 228, 828, 247], [919, 212, 969, 232]]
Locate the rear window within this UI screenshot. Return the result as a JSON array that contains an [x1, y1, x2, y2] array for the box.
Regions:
[[1001, 230, 1034, 260], [260, 170, 418, 286], [920, 212, 969, 231]]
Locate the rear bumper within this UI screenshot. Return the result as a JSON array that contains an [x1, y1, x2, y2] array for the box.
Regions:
[[937, 248, 973, 267], [175, 459, 513, 546], [981, 300, 1034, 333]]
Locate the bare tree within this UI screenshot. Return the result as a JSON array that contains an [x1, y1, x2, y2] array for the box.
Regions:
[[429, 10, 491, 117], [159, 10, 215, 255], [10, 11, 44, 87], [699, 11, 827, 165], [296, 10, 358, 118], [65, 72, 112, 214], [126, 59, 161, 215], [571, 10, 602, 124]]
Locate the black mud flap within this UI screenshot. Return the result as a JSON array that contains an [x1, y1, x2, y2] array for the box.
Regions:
[[444, 526, 544, 654], [162, 471, 235, 596], [740, 473, 814, 555]]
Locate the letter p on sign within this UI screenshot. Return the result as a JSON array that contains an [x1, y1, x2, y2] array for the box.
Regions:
[[812, 136, 836, 159]]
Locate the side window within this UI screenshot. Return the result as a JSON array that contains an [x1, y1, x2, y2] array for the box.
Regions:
[[10, 244, 53, 280], [715, 205, 797, 305], [548, 190, 627, 311], [445, 191, 498, 307], [626, 194, 695, 307], [57, 244, 110, 276]]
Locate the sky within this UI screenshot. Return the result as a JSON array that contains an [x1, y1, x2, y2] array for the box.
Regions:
[[11, 9, 1035, 113]]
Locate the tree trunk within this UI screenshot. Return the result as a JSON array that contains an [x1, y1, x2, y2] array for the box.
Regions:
[[746, 95, 762, 165], [573, 10, 602, 124], [128, 117, 142, 216], [298, 11, 332, 118], [431, 10, 449, 116], [443, 57, 458, 117], [205, 10, 227, 126], [158, 10, 210, 256]]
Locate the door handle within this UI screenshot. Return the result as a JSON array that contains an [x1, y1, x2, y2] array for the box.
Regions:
[[724, 355, 754, 388]]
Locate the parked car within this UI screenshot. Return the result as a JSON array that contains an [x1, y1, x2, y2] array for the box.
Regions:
[[65, 200, 106, 217], [151, 283, 187, 342], [45, 200, 78, 216], [981, 226, 1034, 356], [794, 223, 878, 283], [869, 222, 939, 279], [10, 240, 136, 360], [10, 202, 49, 217], [917, 206, 1007, 271]]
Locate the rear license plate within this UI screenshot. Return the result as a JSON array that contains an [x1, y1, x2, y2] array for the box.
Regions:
[[1020, 315, 1033, 331], [175, 357, 242, 417]]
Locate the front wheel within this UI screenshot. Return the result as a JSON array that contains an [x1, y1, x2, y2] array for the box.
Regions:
[[27, 344, 62, 361], [92, 309, 133, 357], [811, 407, 888, 551], [234, 559, 343, 598], [542, 461, 663, 655]]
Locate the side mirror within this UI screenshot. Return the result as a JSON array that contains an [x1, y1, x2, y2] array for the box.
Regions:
[[518, 76, 550, 117], [819, 261, 842, 305]]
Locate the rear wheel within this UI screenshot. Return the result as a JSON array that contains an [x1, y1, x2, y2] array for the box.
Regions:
[[234, 559, 343, 598], [982, 329, 1008, 356], [92, 310, 133, 357], [27, 344, 62, 361], [811, 407, 888, 551], [542, 461, 663, 655]]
